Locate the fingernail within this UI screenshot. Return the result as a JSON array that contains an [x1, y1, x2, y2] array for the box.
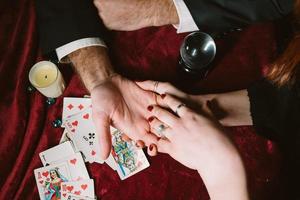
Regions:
[[147, 105, 153, 112], [161, 94, 166, 99], [148, 116, 155, 122], [149, 144, 153, 151]]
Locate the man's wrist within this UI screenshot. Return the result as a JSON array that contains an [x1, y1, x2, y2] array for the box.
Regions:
[[68, 46, 114, 92], [152, 0, 179, 27]]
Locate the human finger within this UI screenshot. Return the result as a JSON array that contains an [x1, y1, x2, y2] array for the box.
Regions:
[[156, 138, 172, 154], [135, 140, 145, 149], [147, 105, 179, 127], [121, 134, 132, 142], [159, 94, 190, 117], [92, 111, 112, 160], [148, 117, 173, 139], [136, 80, 173, 94], [147, 144, 158, 156]]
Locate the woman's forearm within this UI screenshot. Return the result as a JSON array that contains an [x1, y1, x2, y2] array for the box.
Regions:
[[197, 143, 249, 200], [192, 90, 253, 127]]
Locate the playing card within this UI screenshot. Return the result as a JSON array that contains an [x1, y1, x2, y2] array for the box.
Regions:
[[62, 97, 91, 127], [34, 162, 71, 200], [39, 141, 75, 166], [105, 154, 117, 170], [110, 128, 150, 180], [60, 129, 70, 144], [52, 153, 90, 181], [64, 108, 103, 164], [65, 193, 95, 200], [61, 179, 95, 200]]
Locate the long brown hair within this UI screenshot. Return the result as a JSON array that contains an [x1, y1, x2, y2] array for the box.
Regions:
[[267, 0, 300, 86]]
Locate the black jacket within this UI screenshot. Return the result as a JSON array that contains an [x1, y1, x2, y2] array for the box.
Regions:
[[36, 0, 294, 54]]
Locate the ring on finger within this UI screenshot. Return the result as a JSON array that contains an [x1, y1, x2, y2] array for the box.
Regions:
[[156, 124, 170, 138]]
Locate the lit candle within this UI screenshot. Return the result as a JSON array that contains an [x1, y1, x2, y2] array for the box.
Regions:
[[29, 61, 65, 98]]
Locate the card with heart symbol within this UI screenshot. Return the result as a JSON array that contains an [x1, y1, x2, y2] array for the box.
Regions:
[[62, 97, 92, 127], [34, 162, 71, 200], [51, 153, 90, 181], [64, 107, 103, 164], [61, 179, 95, 200]]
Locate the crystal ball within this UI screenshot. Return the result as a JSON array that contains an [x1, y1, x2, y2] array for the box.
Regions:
[[180, 32, 216, 74]]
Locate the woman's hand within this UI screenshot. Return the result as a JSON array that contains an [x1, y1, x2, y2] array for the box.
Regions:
[[147, 94, 249, 200], [136, 80, 213, 114], [138, 80, 252, 127]]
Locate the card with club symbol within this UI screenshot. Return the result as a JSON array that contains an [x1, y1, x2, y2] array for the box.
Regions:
[[64, 107, 103, 164]]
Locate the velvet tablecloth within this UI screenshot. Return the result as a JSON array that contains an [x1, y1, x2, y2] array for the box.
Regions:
[[0, 0, 288, 199]]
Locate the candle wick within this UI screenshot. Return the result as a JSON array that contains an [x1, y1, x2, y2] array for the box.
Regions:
[[45, 75, 48, 79]]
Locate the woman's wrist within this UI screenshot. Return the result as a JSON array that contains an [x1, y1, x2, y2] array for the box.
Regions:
[[197, 150, 248, 200]]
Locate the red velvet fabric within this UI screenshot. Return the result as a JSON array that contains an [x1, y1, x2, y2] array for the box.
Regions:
[[0, 0, 286, 199]]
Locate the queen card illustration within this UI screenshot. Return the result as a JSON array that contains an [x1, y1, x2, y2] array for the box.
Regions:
[[34, 162, 71, 200]]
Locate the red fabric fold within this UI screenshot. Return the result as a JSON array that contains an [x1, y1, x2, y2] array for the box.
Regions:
[[0, 0, 286, 199]]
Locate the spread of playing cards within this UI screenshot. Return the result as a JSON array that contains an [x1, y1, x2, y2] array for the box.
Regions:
[[34, 97, 150, 200]]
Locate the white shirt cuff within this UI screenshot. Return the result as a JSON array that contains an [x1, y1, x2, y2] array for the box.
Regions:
[[172, 0, 199, 33], [55, 38, 107, 61]]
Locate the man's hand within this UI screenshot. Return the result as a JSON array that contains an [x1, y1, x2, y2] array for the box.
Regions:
[[69, 46, 158, 160], [91, 75, 158, 159], [93, 0, 179, 31]]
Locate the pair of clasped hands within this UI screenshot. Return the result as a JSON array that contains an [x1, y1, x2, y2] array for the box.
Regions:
[[91, 75, 248, 199]]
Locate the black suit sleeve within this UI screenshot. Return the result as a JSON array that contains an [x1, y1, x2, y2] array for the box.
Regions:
[[35, 0, 106, 54], [183, 0, 294, 32]]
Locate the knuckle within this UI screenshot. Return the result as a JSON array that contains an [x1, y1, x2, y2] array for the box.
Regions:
[[153, 107, 162, 116]]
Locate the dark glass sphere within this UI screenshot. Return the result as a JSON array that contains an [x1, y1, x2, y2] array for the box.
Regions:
[[180, 32, 216, 74], [46, 98, 56, 106], [52, 119, 62, 128]]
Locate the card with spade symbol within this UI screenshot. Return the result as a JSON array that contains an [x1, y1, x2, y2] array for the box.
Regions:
[[61, 179, 95, 200], [34, 162, 71, 200], [64, 107, 103, 164]]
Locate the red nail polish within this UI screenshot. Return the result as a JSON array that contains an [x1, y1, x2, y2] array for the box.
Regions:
[[161, 94, 166, 99], [148, 116, 154, 122], [147, 105, 153, 112], [149, 145, 153, 151]]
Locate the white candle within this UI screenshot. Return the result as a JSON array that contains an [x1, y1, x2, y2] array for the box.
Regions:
[[29, 61, 65, 98]]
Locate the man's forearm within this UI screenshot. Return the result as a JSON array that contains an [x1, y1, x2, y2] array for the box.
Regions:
[[68, 46, 114, 92]]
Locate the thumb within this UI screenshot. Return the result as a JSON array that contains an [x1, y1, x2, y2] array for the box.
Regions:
[[92, 111, 112, 160]]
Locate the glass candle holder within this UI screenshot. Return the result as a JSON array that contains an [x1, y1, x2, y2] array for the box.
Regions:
[[29, 61, 65, 98]]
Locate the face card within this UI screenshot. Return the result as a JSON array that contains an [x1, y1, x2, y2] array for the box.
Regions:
[[62, 97, 92, 127], [52, 153, 90, 181], [61, 179, 95, 200], [64, 108, 103, 164], [65, 193, 95, 200], [34, 162, 71, 200], [39, 141, 75, 166], [105, 154, 117, 171], [110, 128, 150, 180]]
